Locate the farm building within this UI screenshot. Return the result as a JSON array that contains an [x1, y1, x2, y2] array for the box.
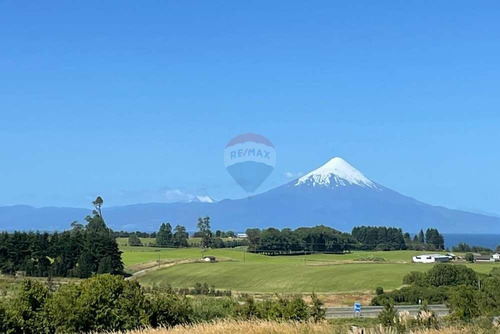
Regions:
[[203, 256, 216, 262], [412, 254, 451, 263], [493, 253, 500, 261], [237, 233, 248, 238], [474, 255, 494, 263]]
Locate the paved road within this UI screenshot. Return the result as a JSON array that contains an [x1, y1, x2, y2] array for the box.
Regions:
[[325, 304, 449, 319]]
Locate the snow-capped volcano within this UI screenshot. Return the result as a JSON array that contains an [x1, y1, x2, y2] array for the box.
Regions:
[[295, 157, 379, 189], [3, 157, 500, 234]]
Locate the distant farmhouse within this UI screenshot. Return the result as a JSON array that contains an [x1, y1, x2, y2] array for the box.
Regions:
[[412, 254, 452, 263], [237, 233, 248, 238], [493, 253, 500, 261], [474, 254, 495, 263]]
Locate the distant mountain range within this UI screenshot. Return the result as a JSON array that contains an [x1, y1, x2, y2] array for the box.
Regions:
[[1, 157, 499, 233]]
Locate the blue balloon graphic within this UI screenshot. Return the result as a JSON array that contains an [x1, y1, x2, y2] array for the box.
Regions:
[[224, 133, 276, 193]]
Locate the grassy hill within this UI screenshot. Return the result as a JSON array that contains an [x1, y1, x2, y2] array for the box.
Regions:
[[120, 244, 499, 294]]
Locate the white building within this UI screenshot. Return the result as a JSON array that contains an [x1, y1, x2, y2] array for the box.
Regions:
[[493, 253, 500, 261], [237, 233, 248, 239], [412, 254, 451, 263]]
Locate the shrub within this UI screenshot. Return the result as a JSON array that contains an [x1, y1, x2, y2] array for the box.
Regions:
[[235, 295, 312, 322], [256, 296, 310, 321], [47, 274, 149, 332], [403, 271, 425, 286], [465, 253, 474, 263], [449, 286, 480, 321], [425, 264, 477, 287], [149, 292, 192, 327], [375, 287, 384, 295], [310, 293, 325, 322], [282, 296, 310, 321], [235, 296, 258, 319], [0, 301, 7, 333], [45, 283, 83, 333], [5, 279, 51, 334], [416, 302, 439, 329], [190, 296, 237, 322], [490, 267, 500, 277], [378, 303, 397, 327], [476, 276, 500, 316], [371, 285, 450, 306]]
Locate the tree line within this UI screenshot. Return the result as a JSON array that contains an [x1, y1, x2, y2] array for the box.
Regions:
[[451, 242, 494, 254], [126, 217, 446, 253], [128, 217, 247, 249], [0, 198, 123, 278], [245, 225, 445, 254], [128, 221, 446, 253]]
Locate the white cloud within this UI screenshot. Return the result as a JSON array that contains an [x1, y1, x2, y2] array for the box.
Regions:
[[284, 171, 303, 179], [163, 188, 216, 203], [163, 189, 196, 202]]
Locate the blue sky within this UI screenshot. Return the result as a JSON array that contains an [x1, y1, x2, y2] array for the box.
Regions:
[[1, 1, 499, 214]]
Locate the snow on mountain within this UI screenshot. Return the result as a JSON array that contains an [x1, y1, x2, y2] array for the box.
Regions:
[[191, 195, 216, 203], [295, 157, 379, 189], [2, 157, 500, 233]]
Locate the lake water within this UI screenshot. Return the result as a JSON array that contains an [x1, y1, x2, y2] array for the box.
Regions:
[[443, 234, 500, 250]]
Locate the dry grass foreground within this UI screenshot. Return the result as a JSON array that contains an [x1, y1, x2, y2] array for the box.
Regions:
[[119, 320, 500, 334]]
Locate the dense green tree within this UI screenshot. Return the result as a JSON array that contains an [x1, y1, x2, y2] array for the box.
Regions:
[[156, 223, 174, 247], [92, 196, 104, 217], [417, 229, 425, 244], [173, 225, 189, 247], [128, 234, 143, 247], [259, 228, 285, 252], [83, 211, 124, 275], [77, 251, 94, 278], [453, 242, 492, 254], [211, 237, 225, 248], [351, 226, 406, 251], [425, 228, 445, 250], [425, 264, 478, 287], [245, 228, 261, 251], [97, 256, 113, 274], [0, 198, 123, 278], [197, 217, 212, 248]]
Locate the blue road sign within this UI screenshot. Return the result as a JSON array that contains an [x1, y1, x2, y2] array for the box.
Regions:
[[354, 302, 361, 313]]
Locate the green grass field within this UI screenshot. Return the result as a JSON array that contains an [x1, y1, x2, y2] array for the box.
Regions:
[[120, 245, 500, 294]]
